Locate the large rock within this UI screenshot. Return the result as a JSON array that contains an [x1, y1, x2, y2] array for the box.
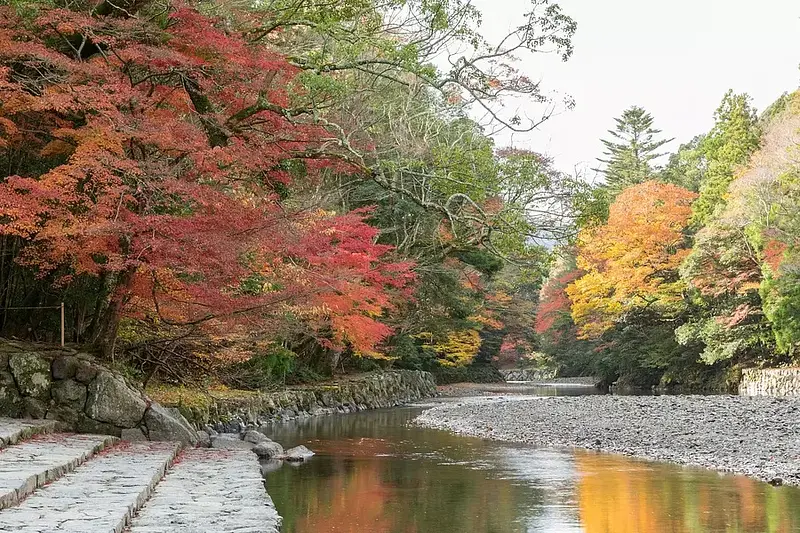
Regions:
[[51, 356, 79, 380], [46, 404, 123, 437], [243, 430, 269, 444], [283, 445, 314, 462], [74, 360, 98, 384], [51, 379, 87, 409], [121, 427, 148, 442], [85, 372, 146, 428], [9, 352, 52, 400], [73, 414, 123, 437], [211, 434, 254, 450], [144, 404, 198, 445], [252, 439, 284, 459], [0, 371, 23, 417], [196, 430, 211, 447], [45, 404, 83, 427], [22, 397, 48, 418]]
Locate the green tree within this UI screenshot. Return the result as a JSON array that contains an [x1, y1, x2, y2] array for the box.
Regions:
[[659, 135, 707, 192], [596, 106, 673, 194], [690, 91, 761, 226]]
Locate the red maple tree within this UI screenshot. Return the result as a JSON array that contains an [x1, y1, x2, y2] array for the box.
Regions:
[[0, 4, 414, 358]]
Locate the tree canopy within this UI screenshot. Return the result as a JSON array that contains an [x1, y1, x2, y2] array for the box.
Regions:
[[537, 90, 800, 390], [0, 0, 582, 384]]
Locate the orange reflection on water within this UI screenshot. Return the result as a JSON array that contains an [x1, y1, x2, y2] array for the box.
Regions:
[[294, 459, 402, 533], [575, 451, 800, 533]]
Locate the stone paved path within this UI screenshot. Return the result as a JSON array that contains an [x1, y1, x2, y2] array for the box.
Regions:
[[128, 449, 281, 533], [0, 433, 115, 509], [0, 419, 56, 449], [0, 441, 179, 533], [0, 420, 281, 533]]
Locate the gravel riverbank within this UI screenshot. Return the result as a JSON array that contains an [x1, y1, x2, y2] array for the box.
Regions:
[[415, 395, 800, 486]]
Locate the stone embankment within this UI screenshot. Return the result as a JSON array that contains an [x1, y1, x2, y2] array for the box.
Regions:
[[499, 369, 602, 387], [0, 418, 281, 533], [0, 340, 435, 532], [499, 368, 557, 381], [416, 395, 800, 486], [0, 340, 197, 445], [740, 367, 800, 397], [0, 339, 436, 442], [158, 370, 437, 431]]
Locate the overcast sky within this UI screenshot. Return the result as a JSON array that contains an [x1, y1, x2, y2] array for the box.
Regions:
[[471, 0, 800, 178]]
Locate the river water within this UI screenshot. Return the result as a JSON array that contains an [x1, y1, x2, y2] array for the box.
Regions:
[[263, 389, 800, 533]]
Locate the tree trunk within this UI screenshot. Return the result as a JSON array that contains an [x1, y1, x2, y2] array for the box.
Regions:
[[92, 268, 135, 359]]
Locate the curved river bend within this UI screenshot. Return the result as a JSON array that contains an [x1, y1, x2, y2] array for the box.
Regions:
[[263, 391, 800, 533]]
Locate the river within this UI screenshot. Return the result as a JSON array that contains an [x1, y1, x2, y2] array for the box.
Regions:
[[262, 388, 800, 532]]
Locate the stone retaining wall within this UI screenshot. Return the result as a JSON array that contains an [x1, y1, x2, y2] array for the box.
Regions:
[[739, 367, 800, 397], [0, 339, 437, 443], [499, 368, 558, 382], [161, 371, 437, 431], [0, 340, 197, 444]]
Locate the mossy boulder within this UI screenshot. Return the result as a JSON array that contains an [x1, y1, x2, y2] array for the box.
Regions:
[[9, 352, 52, 400], [22, 397, 48, 418], [144, 404, 198, 445], [51, 356, 80, 380], [85, 372, 147, 428], [0, 371, 23, 417], [52, 379, 88, 409]]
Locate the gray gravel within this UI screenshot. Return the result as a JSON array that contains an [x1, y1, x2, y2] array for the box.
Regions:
[[415, 395, 800, 486]]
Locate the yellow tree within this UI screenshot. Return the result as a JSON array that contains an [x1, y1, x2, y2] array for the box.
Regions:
[[567, 181, 697, 338]]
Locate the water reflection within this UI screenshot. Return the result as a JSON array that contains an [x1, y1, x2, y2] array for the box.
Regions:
[[575, 453, 800, 533], [263, 402, 800, 533]]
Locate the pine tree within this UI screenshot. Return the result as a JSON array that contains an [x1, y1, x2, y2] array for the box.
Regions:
[[596, 106, 673, 194]]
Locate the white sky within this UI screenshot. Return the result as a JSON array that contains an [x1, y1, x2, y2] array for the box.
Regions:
[[472, 0, 800, 177]]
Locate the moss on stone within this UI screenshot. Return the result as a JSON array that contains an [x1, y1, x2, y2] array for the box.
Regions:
[[9, 352, 52, 400]]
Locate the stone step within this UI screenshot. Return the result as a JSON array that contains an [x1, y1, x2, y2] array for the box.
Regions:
[[0, 441, 180, 533], [0, 419, 57, 450], [128, 449, 281, 533], [0, 433, 116, 510]]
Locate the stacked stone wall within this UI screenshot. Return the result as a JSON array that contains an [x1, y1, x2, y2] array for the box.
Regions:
[[0, 340, 197, 444], [163, 370, 437, 430], [499, 368, 558, 382], [0, 339, 437, 440], [739, 367, 800, 397]]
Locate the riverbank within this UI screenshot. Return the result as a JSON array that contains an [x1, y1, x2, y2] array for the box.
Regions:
[[415, 395, 800, 486], [150, 370, 437, 430], [436, 380, 604, 397]]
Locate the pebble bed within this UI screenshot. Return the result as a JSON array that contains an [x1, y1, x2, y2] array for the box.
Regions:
[[415, 395, 800, 486]]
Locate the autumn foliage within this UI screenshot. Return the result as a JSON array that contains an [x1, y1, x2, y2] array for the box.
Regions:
[[535, 269, 581, 337], [0, 3, 413, 360], [566, 181, 697, 338]]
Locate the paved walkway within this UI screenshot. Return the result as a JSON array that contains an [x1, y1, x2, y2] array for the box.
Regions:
[[0, 433, 114, 509], [0, 420, 56, 449], [0, 419, 281, 533], [129, 449, 281, 533]]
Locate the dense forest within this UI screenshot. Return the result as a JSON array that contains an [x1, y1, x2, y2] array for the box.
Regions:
[[0, 0, 797, 391], [537, 92, 800, 390], [0, 0, 582, 386]]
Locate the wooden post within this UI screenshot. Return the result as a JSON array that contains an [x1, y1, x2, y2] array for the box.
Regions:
[[60, 302, 65, 347]]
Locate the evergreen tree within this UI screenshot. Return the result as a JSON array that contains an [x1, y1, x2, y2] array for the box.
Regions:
[[690, 91, 761, 226], [659, 134, 707, 192], [596, 106, 673, 194]]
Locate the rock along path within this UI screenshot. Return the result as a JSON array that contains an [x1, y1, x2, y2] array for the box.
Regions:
[[415, 395, 800, 486], [0, 418, 281, 533]]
